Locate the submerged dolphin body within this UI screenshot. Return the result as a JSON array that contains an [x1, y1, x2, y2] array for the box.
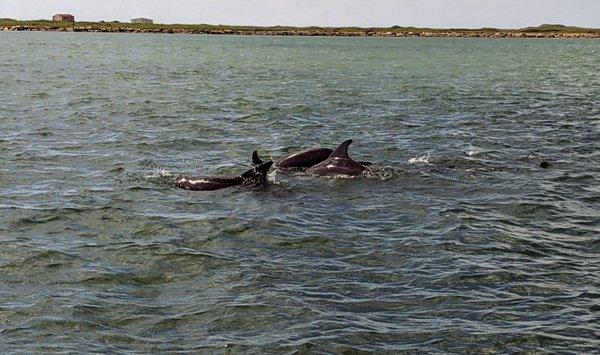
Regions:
[[306, 139, 367, 177], [176, 160, 273, 191]]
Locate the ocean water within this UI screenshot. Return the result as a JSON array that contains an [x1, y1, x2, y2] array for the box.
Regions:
[[0, 32, 599, 353]]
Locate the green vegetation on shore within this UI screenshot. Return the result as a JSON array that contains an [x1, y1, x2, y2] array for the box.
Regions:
[[1, 20, 599, 38]]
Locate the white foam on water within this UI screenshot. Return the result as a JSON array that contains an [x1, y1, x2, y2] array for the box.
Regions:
[[408, 153, 431, 165], [145, 169, 173, 179]]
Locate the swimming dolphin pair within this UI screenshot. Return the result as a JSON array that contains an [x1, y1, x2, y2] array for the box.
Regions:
[[257, 139, 369, 177]]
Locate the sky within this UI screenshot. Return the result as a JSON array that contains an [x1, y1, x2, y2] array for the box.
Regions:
[[1, 0, 599, 28]]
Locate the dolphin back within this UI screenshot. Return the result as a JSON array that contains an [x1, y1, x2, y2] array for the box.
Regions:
[[175, 176, 243, 191], [276, 148, 333, 169]]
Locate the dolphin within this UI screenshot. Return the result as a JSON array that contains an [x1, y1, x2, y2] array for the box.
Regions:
[[275, 148, 334, 169], [175, 160, 273, 191], [306, 139, 367, 177], [272, 146, 372, 170]]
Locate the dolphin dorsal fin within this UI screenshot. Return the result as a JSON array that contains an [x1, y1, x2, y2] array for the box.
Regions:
[[330, 139, 353, 158], [252, 150, 264, 165]]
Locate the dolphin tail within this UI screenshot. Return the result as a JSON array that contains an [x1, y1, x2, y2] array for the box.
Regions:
[[256, 161, 273, 176], [241, 161, 273, 180], [252, 150, 264, 165], [330, 139, 353, 158]]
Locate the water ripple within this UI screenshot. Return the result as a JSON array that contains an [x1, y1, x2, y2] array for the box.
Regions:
[[0, 32, 598, 353]]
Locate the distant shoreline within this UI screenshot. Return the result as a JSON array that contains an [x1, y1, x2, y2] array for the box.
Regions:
[[1, 20, 599, 38]]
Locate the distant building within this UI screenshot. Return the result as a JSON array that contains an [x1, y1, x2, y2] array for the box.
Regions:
[[131, 17, 153, 24], [52, 14, 75, 22]]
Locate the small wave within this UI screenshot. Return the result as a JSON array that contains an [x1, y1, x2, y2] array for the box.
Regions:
[[30, 92, 50, 99], [143, 169, 177, 187], [122, 167, 177, 186], [144, 169, 174, 180], [324, 173, 362, 180], [429, 155, 503, 173], [107, 166, 125, 173], [271, 235, 331, 248], [364, 166, 403, 181]]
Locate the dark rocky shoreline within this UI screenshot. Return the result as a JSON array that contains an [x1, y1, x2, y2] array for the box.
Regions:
[[2, 23, 599, 38]]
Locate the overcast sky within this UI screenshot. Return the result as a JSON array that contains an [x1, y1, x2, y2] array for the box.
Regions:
[[2, 0, 599, 28]]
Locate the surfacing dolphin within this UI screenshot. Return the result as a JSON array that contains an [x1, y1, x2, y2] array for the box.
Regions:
[[306, 139, 367, 177], [272, 146, 371, 170], [275, 148, 334, 169], [175, 159, 273, 191]]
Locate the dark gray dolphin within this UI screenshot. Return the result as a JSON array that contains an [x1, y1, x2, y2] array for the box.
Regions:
[[306, 139, 367, 177], [275, 148, 334, 169], [175, 161, 273, 191], [273, 147, 372, 170]]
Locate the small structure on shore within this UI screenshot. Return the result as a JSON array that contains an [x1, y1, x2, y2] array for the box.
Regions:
[[131, 17, 153, 24], [52, 14, 75, 22]]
